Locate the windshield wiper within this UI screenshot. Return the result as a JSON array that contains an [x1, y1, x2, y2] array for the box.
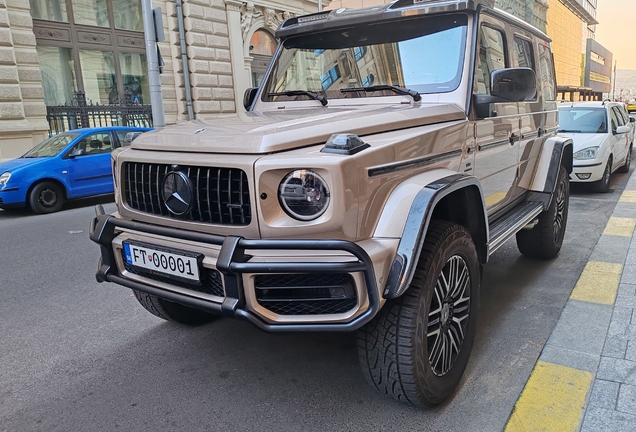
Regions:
[[341, 85, 422, 102], [558, 129, 582, 133], [267, 90, 328, 106]]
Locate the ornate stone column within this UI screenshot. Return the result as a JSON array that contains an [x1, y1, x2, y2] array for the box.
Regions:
[[226, 0, 248, 112]]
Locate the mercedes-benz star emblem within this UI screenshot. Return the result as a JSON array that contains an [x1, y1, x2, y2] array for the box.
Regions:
[[162, 171, 193, 216]]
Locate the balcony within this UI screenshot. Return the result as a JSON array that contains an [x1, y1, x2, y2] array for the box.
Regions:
[[559, 0, 599, 25]]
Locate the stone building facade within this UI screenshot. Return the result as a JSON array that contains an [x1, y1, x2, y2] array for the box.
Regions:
[[0, 0, 325, 160]]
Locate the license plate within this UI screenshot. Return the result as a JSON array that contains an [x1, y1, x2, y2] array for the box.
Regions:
[[123, 242, 201, 283]]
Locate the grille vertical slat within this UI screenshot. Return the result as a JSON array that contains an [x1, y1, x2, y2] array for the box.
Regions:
[[206, 168, 213, 221], [122, 162, 251, 226]]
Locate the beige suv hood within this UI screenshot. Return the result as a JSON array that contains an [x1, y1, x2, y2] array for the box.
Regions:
[[132, 103, 466, 154]]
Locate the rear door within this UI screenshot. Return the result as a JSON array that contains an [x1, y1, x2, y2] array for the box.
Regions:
[[610, 105, 629, 166]]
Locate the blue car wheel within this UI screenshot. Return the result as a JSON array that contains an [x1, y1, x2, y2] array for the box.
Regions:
[[29, 181, 64, 214]]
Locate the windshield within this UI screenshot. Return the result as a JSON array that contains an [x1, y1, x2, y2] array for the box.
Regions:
[[23, 133, 81, 158], [558, 108, 608, 134], [263, 14, 467, 102]]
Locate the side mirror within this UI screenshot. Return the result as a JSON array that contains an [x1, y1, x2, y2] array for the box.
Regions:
[[243, 87, 258, 111], [491, 68, 537, 102], [615, 125, 631, 135], [474, 68, 537, 118], [69, 148, 86, 158], [123, 131, 143, 146]]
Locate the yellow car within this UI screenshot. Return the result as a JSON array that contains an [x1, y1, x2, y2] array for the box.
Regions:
[[626, 100, 636, 113]]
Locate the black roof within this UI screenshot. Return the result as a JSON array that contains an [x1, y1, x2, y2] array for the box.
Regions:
[[275, 0, 495, 39]]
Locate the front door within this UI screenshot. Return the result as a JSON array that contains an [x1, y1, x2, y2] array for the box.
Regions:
[[471, 18, 520, 213], [66, 131, 116, 198]]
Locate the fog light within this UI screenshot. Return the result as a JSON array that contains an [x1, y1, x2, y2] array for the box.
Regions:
[[576, 173, 592, 180]]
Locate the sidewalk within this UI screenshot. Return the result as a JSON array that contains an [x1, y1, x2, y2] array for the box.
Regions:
[[505, 171, 636, 431]]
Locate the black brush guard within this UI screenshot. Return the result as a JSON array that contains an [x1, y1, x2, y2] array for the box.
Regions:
[[89, 205, 380, 332]]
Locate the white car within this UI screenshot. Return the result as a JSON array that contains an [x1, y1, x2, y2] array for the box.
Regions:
[[558, 101, 633, 192]]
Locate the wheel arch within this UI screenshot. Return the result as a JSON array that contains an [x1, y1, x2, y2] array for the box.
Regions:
[[26, 178, 68, 202], [530, 136, 573, 195], [380, 173, 488, 299]]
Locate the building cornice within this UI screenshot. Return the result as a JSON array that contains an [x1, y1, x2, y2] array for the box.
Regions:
[[558, 0, 598, 25]]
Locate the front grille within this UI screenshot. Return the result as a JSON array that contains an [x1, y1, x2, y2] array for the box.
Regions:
[[255, 273, 357, 315], [122, 162, 251, 225], [121, 250, 225, 297]]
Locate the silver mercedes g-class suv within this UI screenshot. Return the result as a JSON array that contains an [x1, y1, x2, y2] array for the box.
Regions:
[[90, 0, 572, 406]]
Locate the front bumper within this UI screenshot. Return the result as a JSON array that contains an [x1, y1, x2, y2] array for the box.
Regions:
[[570, 159, 605, 182], [89, 205, 383, 332], [0, 186, 26, 208]]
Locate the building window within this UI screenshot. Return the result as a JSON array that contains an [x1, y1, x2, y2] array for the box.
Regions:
[[72, 0, 109, 27], [321, 66, 341, 90], [354, 46, 366, 61], [31, 0, 148, 106], [37, 46, 77, 106], [30, 0, 68, 22]]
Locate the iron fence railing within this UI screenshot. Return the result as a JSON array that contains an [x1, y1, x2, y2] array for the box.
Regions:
[[46, 90, 153, 136]]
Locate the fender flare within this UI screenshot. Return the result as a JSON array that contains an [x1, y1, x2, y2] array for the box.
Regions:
[[528, 135, 573, 208], [382, 173, 487, 299]]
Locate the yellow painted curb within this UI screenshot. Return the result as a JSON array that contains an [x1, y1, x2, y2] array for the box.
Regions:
[[505, 361, 593, 432], [570, 261, 622, 305], [485, 192, 507, 207], [603, 217, 636, 237], [619, 190, 636, 203]]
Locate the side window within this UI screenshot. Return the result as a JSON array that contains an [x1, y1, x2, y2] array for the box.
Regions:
[[609, 108, 620, 130], [513, 37, 534, 70], [537, 43, 555, 101], [115, 130, 130, 147], [618, 105, 630, 125], [71, 132, 114, 156], [475, 25, 507, 95]]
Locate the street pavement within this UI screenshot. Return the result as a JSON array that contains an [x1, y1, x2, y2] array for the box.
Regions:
[[505, 170, 636, 431]]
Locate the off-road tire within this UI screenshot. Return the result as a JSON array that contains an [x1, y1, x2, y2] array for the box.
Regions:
[[133, 290, 220, 325], [29, 181, 64, 214], [595, 157, 612, 193], [516, 165, 569, 259], [358, 220, 480, 407], [618, 146, 632, 173]]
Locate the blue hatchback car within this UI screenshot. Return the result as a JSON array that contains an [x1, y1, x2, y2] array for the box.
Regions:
[[0, 126, 150, 213]]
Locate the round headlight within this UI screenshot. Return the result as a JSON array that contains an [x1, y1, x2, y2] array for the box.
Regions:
[[278, 170, 330, 221]]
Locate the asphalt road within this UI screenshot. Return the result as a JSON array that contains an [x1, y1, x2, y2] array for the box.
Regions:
[[0, 170, 631, 432]]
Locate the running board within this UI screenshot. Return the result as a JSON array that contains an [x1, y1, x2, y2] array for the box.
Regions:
[[488, 201, 544, 256]]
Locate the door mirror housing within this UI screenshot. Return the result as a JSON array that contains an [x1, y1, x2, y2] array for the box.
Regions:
[[615, 125, 631, 135], [243, 87, 258, 111], [474, 68, 537, 118], [68, 148, 86, 158]]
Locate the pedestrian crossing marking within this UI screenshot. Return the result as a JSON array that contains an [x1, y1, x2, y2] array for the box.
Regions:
[[505, 361, 592, 432], [570, 261, 622, 305], [603, 217, 636, 237], [619, 190, 636, 202]]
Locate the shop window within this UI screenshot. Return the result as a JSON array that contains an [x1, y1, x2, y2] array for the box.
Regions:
[[37, 46, 77, 105], [79, 50, 117, 104], [120, 52, 150, 104]]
